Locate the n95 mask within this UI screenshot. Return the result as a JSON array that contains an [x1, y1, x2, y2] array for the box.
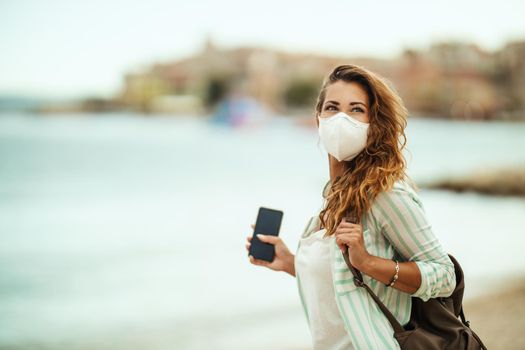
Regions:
[[318, 111, 369, 162]]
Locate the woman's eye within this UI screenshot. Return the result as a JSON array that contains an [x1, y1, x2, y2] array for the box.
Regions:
[[324, 105, 364, 113]]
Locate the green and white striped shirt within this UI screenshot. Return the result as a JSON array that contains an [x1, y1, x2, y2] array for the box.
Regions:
[[295, 179, 456, 350]]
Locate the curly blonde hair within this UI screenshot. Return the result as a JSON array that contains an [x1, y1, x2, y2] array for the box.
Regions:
[[315, 64, 415, 235]]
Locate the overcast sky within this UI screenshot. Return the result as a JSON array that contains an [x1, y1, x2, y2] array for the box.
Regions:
[[1, 0, 524, 98]]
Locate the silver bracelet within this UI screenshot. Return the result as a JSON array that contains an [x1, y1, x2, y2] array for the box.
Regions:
[[388, 260, 399, 287]]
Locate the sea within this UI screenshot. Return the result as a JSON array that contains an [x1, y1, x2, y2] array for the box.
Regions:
[[1, 112, 524, 349]]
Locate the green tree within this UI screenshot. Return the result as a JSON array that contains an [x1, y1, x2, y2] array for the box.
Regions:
[[284, 78, 320, 107], [204, 76, 232, 108]]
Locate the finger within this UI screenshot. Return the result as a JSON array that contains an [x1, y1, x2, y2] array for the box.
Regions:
[[338, 221, 360, 229], [335, 228, 355, 235], [337, 238, 352, 249], [257, 234, 280, 244], [336, 233, 354, 244], [247, 235, 252, 241], [245, 242, 250, 250], [249, 255, 270, 267], [251, 224, 255, 229], [336, 225, 361, 232], [335, 229, 361, 238], [337, 232, 360, 239], [337, 235, 360, 247]]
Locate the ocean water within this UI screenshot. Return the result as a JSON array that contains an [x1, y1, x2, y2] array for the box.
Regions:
[[0, 112, 524, 349]]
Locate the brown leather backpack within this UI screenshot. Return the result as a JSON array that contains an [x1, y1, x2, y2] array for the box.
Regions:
[[342, 251, 488, 349]]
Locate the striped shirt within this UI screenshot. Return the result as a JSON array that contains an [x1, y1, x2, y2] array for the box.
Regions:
[[295, 178, 456, 350]]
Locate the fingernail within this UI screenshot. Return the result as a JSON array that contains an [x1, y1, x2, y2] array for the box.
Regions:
[[257, 234, 263, 238]]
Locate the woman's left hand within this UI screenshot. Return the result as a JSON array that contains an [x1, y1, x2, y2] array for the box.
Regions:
[[335, 218, 371, 271]]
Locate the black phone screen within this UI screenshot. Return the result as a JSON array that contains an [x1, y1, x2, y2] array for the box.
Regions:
[[249, 207, 283, 262]]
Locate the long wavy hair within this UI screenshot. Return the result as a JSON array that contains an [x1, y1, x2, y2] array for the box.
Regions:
[[315, 64, 415, 235]]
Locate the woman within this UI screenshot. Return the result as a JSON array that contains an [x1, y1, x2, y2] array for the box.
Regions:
[[245, 64, 456, 350]]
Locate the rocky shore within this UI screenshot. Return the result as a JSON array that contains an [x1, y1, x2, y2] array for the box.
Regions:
[[421, 167, 525, 197]]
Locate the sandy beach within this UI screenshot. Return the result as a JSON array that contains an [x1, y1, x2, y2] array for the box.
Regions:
[[462, 277, 525, 350]]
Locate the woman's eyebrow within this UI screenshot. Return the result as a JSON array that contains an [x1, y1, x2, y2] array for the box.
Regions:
[[326, 100, 367, 108], [350, 102, 367, 108]]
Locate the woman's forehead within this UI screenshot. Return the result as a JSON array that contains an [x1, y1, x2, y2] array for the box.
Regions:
[[325, 81, 369, 105]]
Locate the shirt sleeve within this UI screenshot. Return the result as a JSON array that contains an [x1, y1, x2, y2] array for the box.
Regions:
[[370, 182, 456, 302]]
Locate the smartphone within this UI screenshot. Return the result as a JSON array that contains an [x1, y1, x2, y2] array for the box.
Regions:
[[249, 207, 284, 262]]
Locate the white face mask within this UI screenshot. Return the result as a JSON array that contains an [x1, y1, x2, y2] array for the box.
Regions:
[[318, 111, 369, 162]]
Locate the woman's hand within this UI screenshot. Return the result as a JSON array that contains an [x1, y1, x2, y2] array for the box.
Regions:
[[334, 218, 371, 271], [245, 224, 295, 277]]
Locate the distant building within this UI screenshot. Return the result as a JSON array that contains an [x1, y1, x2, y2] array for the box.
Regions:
[[392, 42, 498, 119], [118, 35, 390, 116], [492, 40, 525, 120], [118, 37, 525, 120]]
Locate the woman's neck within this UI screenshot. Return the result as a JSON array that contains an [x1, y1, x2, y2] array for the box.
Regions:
[[329, 155, 347, 181]]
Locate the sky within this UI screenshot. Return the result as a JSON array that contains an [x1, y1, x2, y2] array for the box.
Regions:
[[1, 0, 524, 99]]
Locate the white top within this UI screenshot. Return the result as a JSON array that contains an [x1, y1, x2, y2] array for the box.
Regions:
[[295, 228, 354, 350]]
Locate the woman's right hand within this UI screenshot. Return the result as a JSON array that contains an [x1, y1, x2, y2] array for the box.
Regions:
[[245, 224, 295, 277]]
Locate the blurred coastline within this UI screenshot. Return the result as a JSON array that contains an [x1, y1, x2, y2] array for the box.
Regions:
[[1, 37, 525, 122]]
